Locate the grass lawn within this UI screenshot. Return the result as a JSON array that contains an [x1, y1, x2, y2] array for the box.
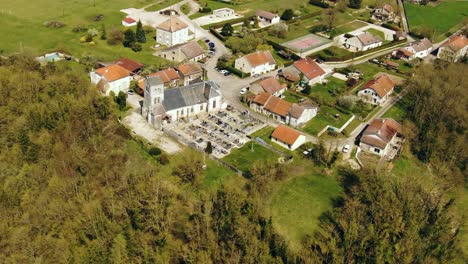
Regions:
[[202, 159, 243, 192], [223, 141, 280, 173], [304, 77, 347, 105], [265, 16, 322, 43], [333, 20, 369, 35], [180, 3, 191, 15], [405, 1, 468, 41], [382, 101, 408, 122], [366, 28, 386, 41], [195, 0, 321, 16], [283, 90, 304, 103], [144, 0, 180, 11], [270, 173, 341, 250], [342, 117, 361, 135], [0, 0, 173, 67], [302, 105, 353, 135]]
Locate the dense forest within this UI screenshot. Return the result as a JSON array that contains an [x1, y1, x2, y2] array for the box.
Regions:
[[0, 56, 466, 263]]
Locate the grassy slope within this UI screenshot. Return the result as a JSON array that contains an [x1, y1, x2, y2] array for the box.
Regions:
[[222, 141, 280, 173], [270, 172, 341, 250], [405, 1, 468, 40], [0, 0, 173, 66]]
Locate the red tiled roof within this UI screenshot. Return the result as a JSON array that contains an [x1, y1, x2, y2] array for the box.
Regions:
[[150, 68, 180, 82], [361, 118, 400, 149], [264, 96, 292, 117], [253, 92, 272, 105], [272, 125, 302, 145], [123, 17, 136, 24], [360, 74, 395, 97], [442, 34, 468, 52], [95, 64, 130, 82], [243, 51, 276, 68], [115, 58, 144, 72], [175, 62, 202, 76], [398, 48, 414, 57], [293, 59, 325, 80], [259, 77, 285, 94]]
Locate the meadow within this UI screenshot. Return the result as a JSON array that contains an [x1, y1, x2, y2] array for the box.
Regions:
[[0, 0, 173, 66]]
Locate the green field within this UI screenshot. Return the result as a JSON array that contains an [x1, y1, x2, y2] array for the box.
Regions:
[[382, 101, 408, 122], [405, 1, 468, 40], [304, 77, 347, 105], [333, 20, 368, 35], [0, 0, 173, 66], [195, 0, 321, 16], [270, 173, 341, 250], [223, 141, 280, 173], [303, 105, 353, 135]]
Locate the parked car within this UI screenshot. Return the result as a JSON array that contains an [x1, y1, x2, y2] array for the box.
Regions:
[[208, 50, 215, 56], [204, 39, 210, 43], [315, 59, 323, 64], [209, 42, 215, 48], [224, 71, 231, 76], [240, 87, 248, 95], [253, 74, 260, 78], [342, 144, 350, 153], [127, 90, 134, 95], [220, 69, 228, 74]]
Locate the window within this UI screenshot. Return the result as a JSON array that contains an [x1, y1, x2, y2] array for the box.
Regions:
[[181, 109, 184, 115], [191, 107, 194, 113], [374, 148, 380, 153], [212, 100, 216, 109], [200, 105, 203, 111]]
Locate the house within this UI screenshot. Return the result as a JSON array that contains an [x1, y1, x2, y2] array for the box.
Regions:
[[357, 75, 395, 105], [271, 125, 306, 151], [175, 62, 204, 85], [90, 64, 131, 95], [437, 34, 468, 62], [394, 38, 432, 60], [359, 118, 402, 158], [344, 32, 383, 52], [158, 41, 205, 62], [213, 8, 235, 18], [114, 58, 144, 74], [250, 93, 318, 126], [280, 67, 301, 83], [137, 68, 181, 92], [156, 16, 190, 47], [256, 10, 280, 25], [292, 58, 326, 85], [143, 77, 223, 127], [371, 4, 394, 22], [254, 77, 287, 97], [234, 50, 276, 76], [122, 17, 137, 27]]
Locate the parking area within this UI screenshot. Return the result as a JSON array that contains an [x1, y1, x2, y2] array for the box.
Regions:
[[168, 108, 265, 158]]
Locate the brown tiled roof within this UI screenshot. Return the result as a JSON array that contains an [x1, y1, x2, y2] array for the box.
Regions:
[[281, 67, 301, 82], [361, 118, 400, 149], [114, 58, 144, 72], [383, 4, 393, 12], [156, 16, 188, 32], [264, 96, 292, 117], [398, 48, 414, 57], [138, 68, 180, 88], [357, 32, 382, 46], [180, 41, 205, 59], [384, 60, 399, 67], [272, 125, 302, 145], [442, 34, 468, 52], [175, 62, 202, 76], [293, 58, 325, 80], [253, 92, 272, 105], [123, 17, 136, 24], [259, 77, 285, 94], [289, 104, 305, 119], [360, 74, 395, 97], [256, 10, 278, 20], [95, 64, 130, 82], [243, 51, 276, 68]]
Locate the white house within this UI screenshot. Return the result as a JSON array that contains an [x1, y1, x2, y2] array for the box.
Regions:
[[90, 64, 131, 96], [395, 38, 432, 60], [143, 77, 223, 127], [371, 4, 394, 22], [359, 118, 401, 158], [235, 50, 276, 76], [344, 32, 383, 52], [357, 75, 395, 105], [156, 16, 190, 47], [256, 10, 280, 25], [213, 8, 235, 18], [292, 58, 326, 85], [437, 34, 468, 63], [271, 125, 306, 151], [122, 17, 137, 27]]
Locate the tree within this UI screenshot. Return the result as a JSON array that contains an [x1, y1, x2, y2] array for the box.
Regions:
[[221, 23, 234, 36], [280, 9, 294, 20], [268, 22, 289, 39], [336, 0, 348, 12], [115, 91, 127, 111], [205, 141, 213, 154], [131, 42, 142, 52], [123, 28, 135, 47], [322, 7, 337, 30], [348, 0, 362, 9], [135, 20, 146, 43], [107, 27, 124, 45], [100, 24, 107, 40]]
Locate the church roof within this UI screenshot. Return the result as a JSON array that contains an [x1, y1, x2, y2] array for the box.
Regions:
[[162, 81, 220, 111]]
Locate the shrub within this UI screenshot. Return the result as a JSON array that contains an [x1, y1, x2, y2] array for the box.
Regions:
[[158, 153, 170, 164], [310, 24, 327, 33], [149, 147, 162, 156], [199, 7, 212, 13], [72, 25, 88, 33], [44, 21, 65, 28], [309, 0, 329, 8], [107, 27, 124, 45], [281, 9, 294, 21], [131, 42, 142, 52]]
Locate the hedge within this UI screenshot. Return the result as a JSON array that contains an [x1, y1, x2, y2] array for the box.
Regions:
[[209, 27, 226, 41], [309, 0, 329, 8], [225, 65, 251, 78], [204, 16, 251, 30]]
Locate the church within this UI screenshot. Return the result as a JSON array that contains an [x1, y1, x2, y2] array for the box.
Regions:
[[142, 76, 224, 127]]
